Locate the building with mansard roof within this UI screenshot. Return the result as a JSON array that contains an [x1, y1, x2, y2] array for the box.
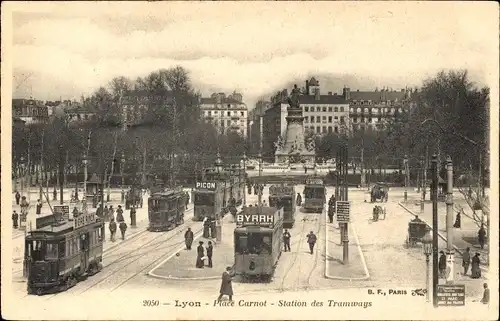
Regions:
[[12, 99, 50, 124], [200, 92, 248, 137]]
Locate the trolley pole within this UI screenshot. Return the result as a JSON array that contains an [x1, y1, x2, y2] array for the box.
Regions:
[[100, 164, 107, 242], [431, 154, 439, 307], [420, 156, 425, 214], [445, 156, 454, 283], [342, 144, 349, 264], [258, 152, 263, 206], [242, 152, 247, 207]]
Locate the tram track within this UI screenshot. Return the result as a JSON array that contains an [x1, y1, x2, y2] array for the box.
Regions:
[[303, 209, 324, 289]]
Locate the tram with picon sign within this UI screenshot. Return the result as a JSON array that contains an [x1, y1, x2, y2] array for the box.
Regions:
[[233, 206, 283, 281], [24, 211, 104, 295], [303, 177, 326, 213], [268, 184, 296, 228], [148, 186, 186, 231]]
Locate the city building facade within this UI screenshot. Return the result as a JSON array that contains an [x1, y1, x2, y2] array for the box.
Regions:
[[200, 92, 248, 137], [12, 99, 50, 124]]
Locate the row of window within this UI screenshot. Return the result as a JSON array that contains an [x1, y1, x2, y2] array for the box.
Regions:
[[304, 116, 346, 124], [351, 100, 399, 105], [205, 111, 246, 117], [303, 106, 347, 113], [65, 230, 101, 257], [352, 117, 384, 124], [350, 107, 403, 114], [306, 126, 341, 134], [210, 119, 246, 127]]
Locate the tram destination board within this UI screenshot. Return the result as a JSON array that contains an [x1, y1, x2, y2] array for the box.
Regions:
[[437, 284, 465, 306], [335, 201, 350, 223], [53, 205, 70, 220]]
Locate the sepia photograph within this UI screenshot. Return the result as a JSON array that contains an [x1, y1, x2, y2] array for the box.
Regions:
[[1, 1, 498, 320]]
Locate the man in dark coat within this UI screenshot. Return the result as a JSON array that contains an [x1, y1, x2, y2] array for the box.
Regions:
[[119, 221, 127, 240], [283, 229, 291, 252], [471, 252, 481, 279], [438, 251, 447, 278], [196, 241, 205, 268], [462, 247, 471, 276], [184, 228, 194, 250], [206, 241, 213, 268], [217, 266, 234, 301], [12, 210, 19, 228], [480, 283, 489, 304], [296, 193, 302, 206], [185, 192, 190, 210], [36, 199, 42, 215], [306, 231, 317, 254], [478, 225, 486, 249], [15, 191, 20, 205], [109, 218, 117, 242]]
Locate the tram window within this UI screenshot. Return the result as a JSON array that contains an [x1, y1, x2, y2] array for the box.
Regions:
[[305, 187, 325, 199], [194, 194, 215, 206], [31, 241, 44, 261], [235, 233, 272, 255], [46, 243, 58, 260]]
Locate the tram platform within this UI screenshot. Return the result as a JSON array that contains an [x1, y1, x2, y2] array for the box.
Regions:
[[325, 220, 369, 280], [147, 214, 236, 280]]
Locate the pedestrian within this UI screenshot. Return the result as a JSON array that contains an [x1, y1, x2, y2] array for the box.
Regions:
[[206, 241, 213, 268], [217, 266, 234, 301], [15, 191, 20, 205], [438, 251, 447, 278], [306, 231, 317, 254], [471, 252, 481, 279], [109, 205, 115, 221], [480, 283, 489, 304], [185, 192, 190, 209], [453, 210, 461, 228], [109, 218, 117, 242], [119, 221, 127, 240], [72, 207, 79, 218], [53, 188, 57, 201], [12, 210, 19, 228], [103, 205, 109, 221], [462, 247, 471, 276], [328, 205, 334, 223], [130, 206, 136, 226], [296, 193, 302, 206], [96, 204, 103, 219], [263, 200, 267, 207], [36, 199, 42, 215], [116, 205, 124, 222], [283, 229, 291, 252], [478, 224, 486, 249], [203, 216, 210, 238], [184, 228, 194, 250], [196, 241, 205, 268]]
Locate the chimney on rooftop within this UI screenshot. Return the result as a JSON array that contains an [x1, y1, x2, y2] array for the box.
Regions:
[[305, 80, 310, 95], [342, 87, 351, 100], [314, 88, 320, 101]]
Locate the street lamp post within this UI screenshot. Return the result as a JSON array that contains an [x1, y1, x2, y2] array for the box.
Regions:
[[215, 152, 223, 242], [20, 157, 25, 200], [258, 152, 263, 206], [403, 154, 408, 203], [445, 155, 454, 284], [422, 228, 433, 303], [121, 152, 125, 203], [431, 154, 439, 308], [242, 152, 247, 207], [82, 154, 88, 212]]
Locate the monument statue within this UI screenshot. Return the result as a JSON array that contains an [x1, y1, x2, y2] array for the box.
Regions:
[[288, 84, 301, 108]]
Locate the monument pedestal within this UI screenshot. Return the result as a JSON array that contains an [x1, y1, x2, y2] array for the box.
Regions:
[[275, 151, 315, 165]]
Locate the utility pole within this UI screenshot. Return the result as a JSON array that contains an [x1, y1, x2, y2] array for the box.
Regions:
[[39, 129, 44, 202], [431, 154, 439, 308], [360, 137, 366, 188], [445, 156, 454, 284]]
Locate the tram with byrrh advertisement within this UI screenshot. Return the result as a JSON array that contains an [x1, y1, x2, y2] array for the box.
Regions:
[[24, 211, 104, 295], [233, 206, 283, 281], [303, 177, 326, 213], [148, 186, 186, 231], [268, 184, 296, 228]]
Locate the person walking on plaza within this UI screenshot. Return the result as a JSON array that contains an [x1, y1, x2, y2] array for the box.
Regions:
[[196, 241, 205, 268], [184, 228, 194, 250], [296, 192, 302, 206], [12, 210, 19, 228], [478, 224, 486, 249], [36, 199, 42, 215], [217, 266, 234, 301], [462, 247, 471, 276], [283, 229, 291, 252], [119, 221, 127, 240], [15, 191, 21, 205], [185, 192, 190, 210], [103, 205, 109, 221], [480, 283, 489, 304], [116, 205, 124, 222], [471, 252, 481, 279], [109, 218, 117, 242], [306, 231, 317, 254], [206, 241, 213, 268], [453, 210, 461, 228], [438, 251, 447, 278], [109, 205, 115, 221]]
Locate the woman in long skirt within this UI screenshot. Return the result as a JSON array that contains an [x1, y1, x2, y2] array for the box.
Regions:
[[471, 252, 481, 279]]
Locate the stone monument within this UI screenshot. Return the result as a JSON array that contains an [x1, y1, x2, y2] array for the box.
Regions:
[[274, 84, 316, 164]]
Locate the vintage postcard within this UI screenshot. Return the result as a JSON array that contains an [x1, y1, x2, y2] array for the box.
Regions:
[[1, 1, 498, 320]]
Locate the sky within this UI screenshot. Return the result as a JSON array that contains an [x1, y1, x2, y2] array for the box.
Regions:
[[5, 2, 498, 109]]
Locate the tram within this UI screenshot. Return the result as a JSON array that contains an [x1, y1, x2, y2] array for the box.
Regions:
[[193, 166, 245, 221], [25, 211, 104, 295], [233, 206, 283, 281], [303, 177, 326, 213], [268, 184, 296, 228], [147, 186, 186, 231]]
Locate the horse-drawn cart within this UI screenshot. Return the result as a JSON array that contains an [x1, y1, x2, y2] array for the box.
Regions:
[[405, 218, 428, 247], [370, 183, 389, 203]]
